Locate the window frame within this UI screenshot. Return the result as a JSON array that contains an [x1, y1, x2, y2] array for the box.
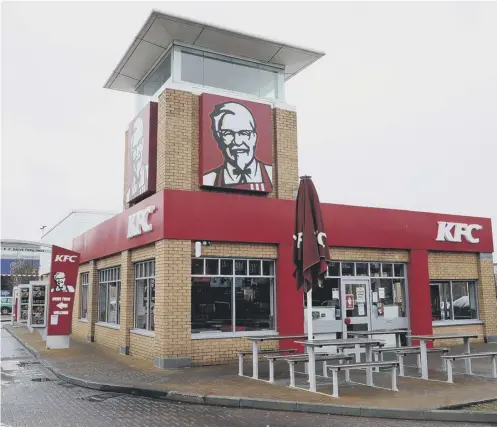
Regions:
[[133, 260, 156, 332], [97, 267, 121, 325], [430, 280, 480, 326], [191, 257, 277, 339], [80, 272, 89, 320]]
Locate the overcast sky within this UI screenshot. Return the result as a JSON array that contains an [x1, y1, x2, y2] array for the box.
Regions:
[[2, 1, 496, 259]]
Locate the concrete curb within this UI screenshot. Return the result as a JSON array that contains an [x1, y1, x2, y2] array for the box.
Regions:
[[4, 326, 497, 423]]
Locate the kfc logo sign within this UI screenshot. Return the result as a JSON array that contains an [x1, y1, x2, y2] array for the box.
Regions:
[[54, 255, 77, 263], [293, 231, 328, 248], [436, 221, 483, 244], [127, 206, 156, 238]]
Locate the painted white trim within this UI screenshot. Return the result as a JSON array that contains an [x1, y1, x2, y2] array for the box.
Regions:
[[130, 328, 155, 338], [95, 322, 120, 330], [191, 330, 278, 340], [78, 318, 88, 323], [432, 320, 483, 327]]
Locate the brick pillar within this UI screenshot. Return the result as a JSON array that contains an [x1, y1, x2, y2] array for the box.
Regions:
[[477, 253, 497, 342], [153, 239, 192, 368], [274, 108, 299, 200], [86, 262, 98, 342], [119, 250, 133, 355], [156, 89, 193, 193], [407, 250, 433, 345]]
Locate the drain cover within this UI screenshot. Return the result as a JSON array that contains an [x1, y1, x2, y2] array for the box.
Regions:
[[81, 392, 123, 402], [31, 377, 52, 382]]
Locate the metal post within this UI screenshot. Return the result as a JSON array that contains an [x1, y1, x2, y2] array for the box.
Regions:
[[446, 359, 453, 383], [365, 344, 374, 386], [464, 337, 472, 375], [332, 369, 339, 398], [420, 339, 429, 379], [289, 362, 296, 388], [306, 290, 317, 392], [391, 366, 398, 391], [491, 356, 496, 379], [252, 340, 259, 379], [398, 355, 405, 377], [269, 359, 275, 383], [238, 353, 244, 376]]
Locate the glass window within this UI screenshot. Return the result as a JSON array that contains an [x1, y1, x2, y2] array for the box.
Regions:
[[136, 52, 172, 96], [307, 278, 340, 308], [394, 264, 405, 277], [205, 259, 219, 275], [180, 48, 281, 100], [370, 263, 381, 277], [430, 281, 478, 322], [134, 260, 155, 331], [80, 272, 88, 320], [341, 262, 354, 276], [328, 262, 340, 277], [381, 263, 393, 277], [372, 279, 406, 318], [191, 258, 275, 334], [356, 263, 368, 276], [192, 259, 204, 275], [98, 267, 120, 324]]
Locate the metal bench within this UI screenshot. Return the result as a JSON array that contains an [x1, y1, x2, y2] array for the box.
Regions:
[[237, 348, 297, 377], [282, 353, 354, 387], [327, 361, 400, 398], [442, 352, 497, 383], [396, 347, 450, 376]]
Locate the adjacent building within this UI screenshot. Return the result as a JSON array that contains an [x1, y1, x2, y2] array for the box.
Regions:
[[70, 11, 496, 369]]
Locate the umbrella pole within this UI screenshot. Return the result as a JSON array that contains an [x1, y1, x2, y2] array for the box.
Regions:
[[306, 289, 317, 392]]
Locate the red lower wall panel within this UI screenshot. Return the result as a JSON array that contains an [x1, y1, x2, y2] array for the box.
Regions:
[[408, 250, 434, 347], [276, 244, 304, 353]]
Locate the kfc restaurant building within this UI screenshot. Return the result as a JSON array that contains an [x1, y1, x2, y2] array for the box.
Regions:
[[71, 11, 496, 368]]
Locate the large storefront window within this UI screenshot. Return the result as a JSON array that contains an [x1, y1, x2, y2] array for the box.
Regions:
[[80, 272, 88, 320], [134, 260, 155, 331], [306, 262, 407, 315], [98, 268, 120, 325], [430, 281, 478, 322], [191, 258, 275, 334]]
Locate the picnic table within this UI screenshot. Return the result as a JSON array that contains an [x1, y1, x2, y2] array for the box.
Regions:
[[246, 335, 309, 380], [295, 338, 385, 392], [409, 333, 479, 379], [349, 329, 410, 348]]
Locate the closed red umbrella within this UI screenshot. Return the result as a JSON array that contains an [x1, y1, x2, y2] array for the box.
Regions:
[[293, 176, 330, 339]]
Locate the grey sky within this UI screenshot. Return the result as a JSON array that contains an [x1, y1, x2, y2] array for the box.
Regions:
[[2, 2, 496, 259]]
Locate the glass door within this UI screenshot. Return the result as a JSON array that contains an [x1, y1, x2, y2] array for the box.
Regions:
[[341, 278, 370, 335]]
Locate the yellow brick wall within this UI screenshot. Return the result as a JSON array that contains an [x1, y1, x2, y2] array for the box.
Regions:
[[330, 247, 409, 262], [94, 324, 121, 351], [131, 244, 156, 263], [198, 242, 278, 259], [428, 252, 478, 279], [432, 324, 485, 346], [129, 332, 155, 359], [191, 338, 277, 366], [477, 255, 497, 338], [154, 239, 192, 360], [96, 254, 122, 271], [273, 108, 298, 200]]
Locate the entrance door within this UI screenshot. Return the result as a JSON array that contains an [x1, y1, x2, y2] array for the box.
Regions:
[[341, 279, 370, 336]]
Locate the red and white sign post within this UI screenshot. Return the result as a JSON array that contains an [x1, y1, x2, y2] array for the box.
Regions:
[[46, 246, 80, 349]]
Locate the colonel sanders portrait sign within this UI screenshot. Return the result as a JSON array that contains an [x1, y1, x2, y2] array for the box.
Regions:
[[200, 94, 273, 193], [125, 102, 158, 204]]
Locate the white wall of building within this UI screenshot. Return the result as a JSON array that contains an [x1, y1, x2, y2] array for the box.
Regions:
[[39, 211, 116, 274]]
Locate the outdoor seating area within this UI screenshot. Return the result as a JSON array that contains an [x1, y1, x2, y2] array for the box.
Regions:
[[238, 331, 497, 399]]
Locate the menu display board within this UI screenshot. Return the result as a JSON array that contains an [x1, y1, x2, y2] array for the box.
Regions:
[[30, 284, 47, 326], [19, 287, 30, 322]]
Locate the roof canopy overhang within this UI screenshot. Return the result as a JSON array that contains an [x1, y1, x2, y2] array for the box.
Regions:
[[104, 10, 325, 93]]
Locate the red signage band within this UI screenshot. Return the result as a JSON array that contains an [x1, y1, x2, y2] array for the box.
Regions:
[[46, 246, 80, 336]]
